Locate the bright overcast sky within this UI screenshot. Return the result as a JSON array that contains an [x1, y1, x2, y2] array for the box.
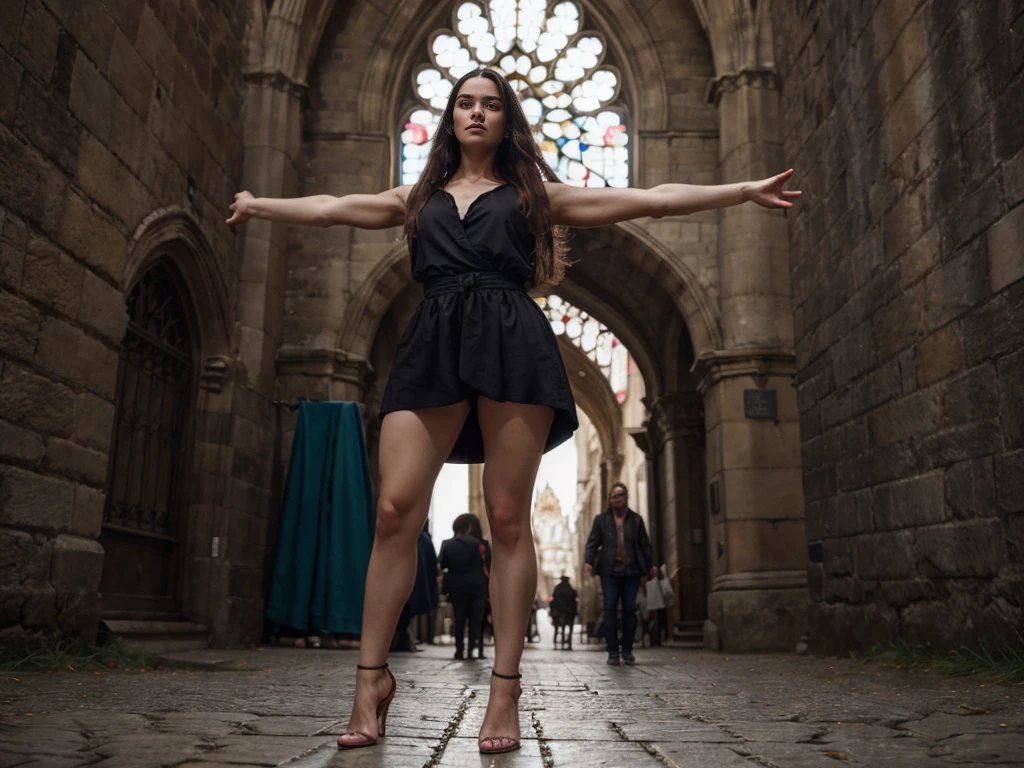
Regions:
[[429, 435, 578, 554]]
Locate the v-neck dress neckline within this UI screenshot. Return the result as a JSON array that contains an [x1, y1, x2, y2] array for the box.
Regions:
[[441, 181, 512, 222]]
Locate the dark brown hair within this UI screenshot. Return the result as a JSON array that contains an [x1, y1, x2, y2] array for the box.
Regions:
[[403, 68, 570, 285], [453, 512, 480, 536]]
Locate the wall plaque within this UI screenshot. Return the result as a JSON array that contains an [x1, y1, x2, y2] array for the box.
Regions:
[[743, 389, 778, 420]]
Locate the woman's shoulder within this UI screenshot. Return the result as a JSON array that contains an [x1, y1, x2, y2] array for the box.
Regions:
[[395, 184, 414, 204]]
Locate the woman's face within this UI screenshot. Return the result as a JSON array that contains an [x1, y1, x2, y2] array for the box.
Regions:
[[451, 76, 509, 152]]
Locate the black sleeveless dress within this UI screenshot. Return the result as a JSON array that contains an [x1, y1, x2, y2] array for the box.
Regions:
[[379, 182, 578, 464]]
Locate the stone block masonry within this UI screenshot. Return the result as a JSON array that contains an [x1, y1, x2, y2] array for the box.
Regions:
[[0, 0, 255, 646], [774, 0, 1024, 653]]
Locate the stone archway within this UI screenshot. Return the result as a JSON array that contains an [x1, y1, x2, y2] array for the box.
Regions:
[[557, 336, 624, 472], [335, 225, 720, 386], [126, 208, 232, 362], [275, 0, 807, 652]]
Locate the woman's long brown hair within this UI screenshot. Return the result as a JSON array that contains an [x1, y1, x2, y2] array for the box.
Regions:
[[403, 68, 570, 286]]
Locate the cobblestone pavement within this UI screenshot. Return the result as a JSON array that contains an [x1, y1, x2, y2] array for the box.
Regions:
[[1, 639, 1022, 767]]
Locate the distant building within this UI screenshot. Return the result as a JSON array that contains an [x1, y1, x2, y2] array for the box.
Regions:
[[532, 485, 575, 600]]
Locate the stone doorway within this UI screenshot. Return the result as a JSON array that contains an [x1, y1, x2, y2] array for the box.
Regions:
[[98, 260, 197, 622]]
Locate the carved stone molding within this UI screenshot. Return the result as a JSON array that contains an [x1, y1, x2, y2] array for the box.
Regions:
[[275, 346, 378, 398], [625, 426, 652, 458], [693, 347, 796, 395], [199, 355, 232, 393], [127, 207, 232, 355], [706, 68, 781, 106], [713, 569, 807, 592], [242, 70, 308, 99], [643, 392, 705, 452]]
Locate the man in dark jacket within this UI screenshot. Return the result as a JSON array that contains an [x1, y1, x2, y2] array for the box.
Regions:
[[583, 483, 655, 665], [439, 513, 491, 660]]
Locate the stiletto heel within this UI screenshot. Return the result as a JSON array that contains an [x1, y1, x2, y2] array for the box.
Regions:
[[478, 669, 522, 754], [337, 663, 397, 750]]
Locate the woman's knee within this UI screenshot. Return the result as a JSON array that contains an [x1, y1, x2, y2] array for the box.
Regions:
[[486, 492, 529, 548], [375, 494, 418, 541]]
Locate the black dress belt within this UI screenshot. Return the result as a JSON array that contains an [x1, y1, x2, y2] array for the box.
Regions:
[[423, 272, 527, 298]]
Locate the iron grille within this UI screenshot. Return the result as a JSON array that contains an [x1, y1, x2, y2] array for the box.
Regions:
[[104, 261, 194, 539]]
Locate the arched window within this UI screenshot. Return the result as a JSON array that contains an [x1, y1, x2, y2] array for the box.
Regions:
[[101, 259, 196, 612], [401, 1, 629, 188], [539, 294, 629, 402]]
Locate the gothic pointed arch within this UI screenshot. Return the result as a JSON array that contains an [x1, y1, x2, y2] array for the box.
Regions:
[[126, 207, 232, 361]]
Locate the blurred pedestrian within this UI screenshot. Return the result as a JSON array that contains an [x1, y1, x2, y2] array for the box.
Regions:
[[583, 483, 655, 665], [439, 513, 490, 660]]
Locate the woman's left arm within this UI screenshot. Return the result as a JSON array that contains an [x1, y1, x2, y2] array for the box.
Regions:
[[545, 169, 801, 229]]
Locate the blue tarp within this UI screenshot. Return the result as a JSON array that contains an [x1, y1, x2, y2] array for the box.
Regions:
[[266, 401, 375, 635]]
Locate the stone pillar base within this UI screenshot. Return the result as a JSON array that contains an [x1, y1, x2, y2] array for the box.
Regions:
[[705, 578, 808, 652]]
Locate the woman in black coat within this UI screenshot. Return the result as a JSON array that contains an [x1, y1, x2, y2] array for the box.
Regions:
[[439, 513, 491, 659]]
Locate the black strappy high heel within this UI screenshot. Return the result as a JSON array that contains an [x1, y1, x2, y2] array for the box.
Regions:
[[337, 663, 397, 750], [478, 669, 522, 754]]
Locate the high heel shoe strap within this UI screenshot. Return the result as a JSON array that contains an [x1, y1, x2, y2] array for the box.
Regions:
[[357, 662, 389, 670], [491, 669, 522, 680]]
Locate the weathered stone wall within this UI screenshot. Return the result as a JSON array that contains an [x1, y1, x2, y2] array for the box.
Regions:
[[0, 0, 254, 644], [774, 0, 1024, 652]]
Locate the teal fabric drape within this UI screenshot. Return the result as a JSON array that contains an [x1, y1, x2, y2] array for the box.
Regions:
[[266, 401, 375, 635]]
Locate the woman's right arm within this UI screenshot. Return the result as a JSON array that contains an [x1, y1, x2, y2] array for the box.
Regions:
[[226, 185, 412, 229]]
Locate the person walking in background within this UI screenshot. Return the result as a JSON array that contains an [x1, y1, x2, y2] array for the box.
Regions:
[[583, 483, 655, 665], [654, 564, 675, 644], [525, 596, 542, 643], [550, 575, 577, 650], [635, 577, 650, 648], [439, 513, 491, 660], [644, 562, 665, 647]]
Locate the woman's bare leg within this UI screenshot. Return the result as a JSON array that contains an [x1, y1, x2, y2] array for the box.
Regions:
[[342, 403, 469, 742], [475, 397, 554, 748]]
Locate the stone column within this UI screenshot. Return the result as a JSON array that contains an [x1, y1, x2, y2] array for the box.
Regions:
[[695, 350, 806, 652], [238, 73, 304, 397], [196, 68, 307, 646], [646, 393, 708, 625], [694, 67, 808, 652], [627, 428, 662, 565], [711, 70, 793, 351]]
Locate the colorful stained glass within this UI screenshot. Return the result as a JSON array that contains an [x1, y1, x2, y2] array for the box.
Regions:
[[539, 295, 629, 400], [400, 0, 629, 187]]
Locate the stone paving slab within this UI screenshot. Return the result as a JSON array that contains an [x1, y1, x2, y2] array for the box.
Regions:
[[1, 644, 1022, 767]]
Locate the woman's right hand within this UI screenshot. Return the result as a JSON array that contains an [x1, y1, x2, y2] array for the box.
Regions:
[[583, 563, 593, 577], [226, 191, 254, 226]]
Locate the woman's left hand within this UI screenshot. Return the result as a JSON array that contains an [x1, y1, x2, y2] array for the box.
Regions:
[[744, 169, 802, 209]]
